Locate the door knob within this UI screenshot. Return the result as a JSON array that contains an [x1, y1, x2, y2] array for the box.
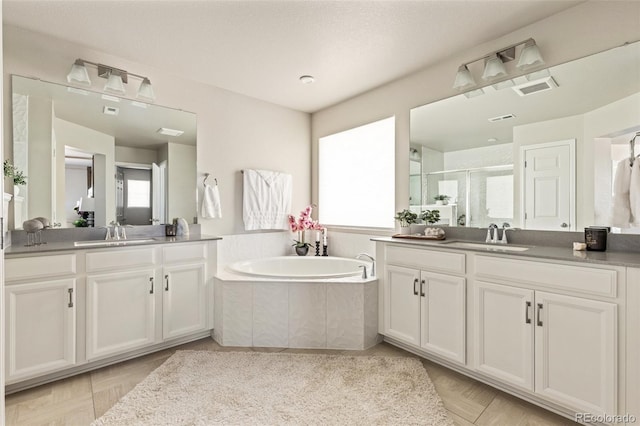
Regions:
[[560, 223, 569, 228]]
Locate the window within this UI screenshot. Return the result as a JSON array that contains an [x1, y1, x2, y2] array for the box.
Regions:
[[319, 116, 395, 228], [127, 179, 150, 208]]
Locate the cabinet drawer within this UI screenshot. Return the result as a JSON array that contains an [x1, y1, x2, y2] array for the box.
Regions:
[[5, 254, 76, 281], [86, 247, 156, 272], [386, 245, 465, 274], [163, 242, 207, 264], [475, 255, 617, 298]]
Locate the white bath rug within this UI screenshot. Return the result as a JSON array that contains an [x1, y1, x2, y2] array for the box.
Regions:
[[92, 350, 453, 426]]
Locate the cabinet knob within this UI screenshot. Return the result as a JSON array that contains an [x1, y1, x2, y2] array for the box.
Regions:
[[560, 223, 569, 228]]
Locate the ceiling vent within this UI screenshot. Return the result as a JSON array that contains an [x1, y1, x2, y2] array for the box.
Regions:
[[488, 113, 516, 123], [512, 76, 558, 96], [102, 105, 119, 116], [157, 127, 184, 137]]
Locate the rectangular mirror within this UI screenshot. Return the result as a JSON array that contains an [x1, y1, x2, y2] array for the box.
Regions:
[[410, 40, 640, 232], [11, 75, 197, 229]]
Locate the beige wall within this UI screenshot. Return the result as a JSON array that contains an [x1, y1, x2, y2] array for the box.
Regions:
[[311, 1, 640, 234], [115, 146, 159, 165], [166, 142, 197, 222], [3, 24, 311, 236]]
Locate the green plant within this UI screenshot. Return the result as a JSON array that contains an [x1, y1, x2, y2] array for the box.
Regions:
[[394, 209, 418, 227], [73, 218, 88, 227], [420, 209, 441, 225], [4, 160, 27, 185], [433, 194, 449, 201], [291, 239, 312, 249]]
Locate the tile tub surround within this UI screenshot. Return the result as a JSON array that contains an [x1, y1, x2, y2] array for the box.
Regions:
[[214, 271, 379, 350]]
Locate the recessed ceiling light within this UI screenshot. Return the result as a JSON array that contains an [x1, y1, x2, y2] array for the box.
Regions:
[[299, 75, 315, 84], [488, 137, 498, 143], [157, 127, 184, 137]]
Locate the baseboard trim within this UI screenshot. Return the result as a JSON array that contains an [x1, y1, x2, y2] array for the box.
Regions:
[[6, 331, 212, 394]]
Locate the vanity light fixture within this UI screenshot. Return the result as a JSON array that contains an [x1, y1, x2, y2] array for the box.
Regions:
[[453, 38, 545, 96], [452, 65, 475, 91], [66, 58, 156, 102], [66, 59, 92, 85]]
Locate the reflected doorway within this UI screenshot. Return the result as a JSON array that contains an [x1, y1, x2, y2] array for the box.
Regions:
[[116, 167, 152, 225]]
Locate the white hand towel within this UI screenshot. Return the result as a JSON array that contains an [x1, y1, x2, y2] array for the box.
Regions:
[[612, 158, 632, 227], [201, 183, 222, 219]]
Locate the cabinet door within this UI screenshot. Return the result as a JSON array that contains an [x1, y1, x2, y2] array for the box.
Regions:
[[86, 270, 156, 360], [163, 262, 207, 340], [474, 281, 534, 391], [534, 291, 616, 416], [5, 279, 76, 382], [385, 265, 420, 346], [420, 271, 466, 364]]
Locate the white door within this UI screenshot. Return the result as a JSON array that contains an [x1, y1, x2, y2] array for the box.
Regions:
[[86, 270, 156, 360], [474, 281, 534, 391], [384, 265, 420, 346], [5, 279, 76, 382], [163, 262, 207, 340], [151, 162, 166, 225], [534, 291, 617, 416], [420, 271, 466, 364], [522, 140, 575, 231]]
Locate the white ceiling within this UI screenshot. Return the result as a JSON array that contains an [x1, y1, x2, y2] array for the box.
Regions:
[[3, 0, 582, 113]]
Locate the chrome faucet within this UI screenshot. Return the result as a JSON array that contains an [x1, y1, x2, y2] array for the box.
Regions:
[[486, 223, 498, 243], [105, 221, 123, 240], [356, 253, 375, 277], [500, 223, 510, 244]]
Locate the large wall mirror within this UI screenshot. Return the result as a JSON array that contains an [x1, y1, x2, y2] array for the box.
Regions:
[[11, 75, 197, 230], [410, 41, 640, 232]]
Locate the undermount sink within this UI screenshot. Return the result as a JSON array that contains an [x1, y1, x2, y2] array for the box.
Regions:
[[73, 238, 156, 247], [442, 241, 531, 252]]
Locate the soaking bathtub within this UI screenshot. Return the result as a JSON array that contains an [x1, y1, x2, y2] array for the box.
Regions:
[[214, 256, 380, 350]]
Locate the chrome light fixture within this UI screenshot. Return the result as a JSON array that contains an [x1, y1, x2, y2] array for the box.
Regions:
[[66, 58, 156, 102], [66, 59, 91, 85], [452, 65, 476, 91], [517, 39, 545, 70], [453, 38, 545, 96], [104, 71, 126, 94], [481, 54, 508, 81], [137, 78, 156, 101]]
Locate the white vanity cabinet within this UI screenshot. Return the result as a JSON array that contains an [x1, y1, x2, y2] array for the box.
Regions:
[[383, 245, 466, 364], [85, 247, 157, 361], [4, 254, 77, 383], [161, 243, 208, 340], [377, 239, 628, 422], [4, 239, 217, 391], [473, 255, 619, 416]]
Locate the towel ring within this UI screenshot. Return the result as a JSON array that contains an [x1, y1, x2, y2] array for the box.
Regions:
[[203, 173, 218, 186]]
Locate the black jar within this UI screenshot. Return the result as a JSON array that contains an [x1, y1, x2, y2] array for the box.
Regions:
[[584, 227, 609, 251]]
